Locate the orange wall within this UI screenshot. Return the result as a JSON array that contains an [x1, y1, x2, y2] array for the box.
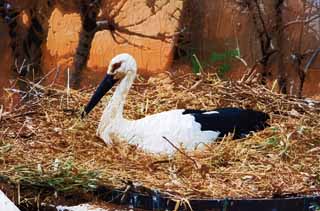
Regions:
[[188, 0, 320, 96], [41, 0, 183, 87]]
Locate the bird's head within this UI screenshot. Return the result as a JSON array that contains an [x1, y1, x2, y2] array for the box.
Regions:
[[81, 53, 137, 118], [107, 53, 137, 80]]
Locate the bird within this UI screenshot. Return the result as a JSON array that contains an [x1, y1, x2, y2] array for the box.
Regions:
[[82, 53, 269, 154]]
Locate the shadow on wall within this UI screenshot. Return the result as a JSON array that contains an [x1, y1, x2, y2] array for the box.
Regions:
[[1, 0, 183, 94], [41, 0, 183, 88]]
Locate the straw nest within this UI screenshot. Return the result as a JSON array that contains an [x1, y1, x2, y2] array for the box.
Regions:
[[0, 72, 320, 201]]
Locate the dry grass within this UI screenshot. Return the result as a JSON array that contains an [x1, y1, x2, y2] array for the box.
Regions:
[[0, 72, 320, 201]]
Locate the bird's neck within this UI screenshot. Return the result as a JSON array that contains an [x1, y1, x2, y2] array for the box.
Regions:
[[98, 72, 135, 133]]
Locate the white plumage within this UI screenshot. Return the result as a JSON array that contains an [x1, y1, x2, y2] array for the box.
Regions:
[[83, 53, 269, 154], [0, 190, 20, 211], [100, 109, 219, 154]]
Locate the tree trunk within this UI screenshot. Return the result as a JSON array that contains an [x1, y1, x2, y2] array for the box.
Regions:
[[71, 0, 100, 89], [273, 0, 287, 94]]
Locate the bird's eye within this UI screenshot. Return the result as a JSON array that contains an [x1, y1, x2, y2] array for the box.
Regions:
[[110, 62, 122, 73]]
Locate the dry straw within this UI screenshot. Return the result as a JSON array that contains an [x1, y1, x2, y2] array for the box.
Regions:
[[0, 72, 320, 201]]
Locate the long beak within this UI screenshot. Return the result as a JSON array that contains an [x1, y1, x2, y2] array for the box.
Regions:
[[81, 74, 118, 118]]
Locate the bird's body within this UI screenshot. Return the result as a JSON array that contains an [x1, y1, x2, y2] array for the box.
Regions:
[[83, 53, 269, 154], [99, 109, 219, 154]]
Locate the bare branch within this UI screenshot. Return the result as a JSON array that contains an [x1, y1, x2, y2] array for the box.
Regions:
[[121, 0, 170, 28], [304, 47, 320, 74], [162, 136, 201, 169], [283, 14, 320, 29], [112, 31, 148, 49], [94, 0, 179, 47], [110, 0, 127, 20], [116, 26, 174, 42]]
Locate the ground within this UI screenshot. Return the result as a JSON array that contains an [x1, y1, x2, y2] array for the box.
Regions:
[[0, 72, 320, 210]]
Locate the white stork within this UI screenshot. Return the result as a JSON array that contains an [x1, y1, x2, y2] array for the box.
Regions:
[[82, 54, 269, 154]]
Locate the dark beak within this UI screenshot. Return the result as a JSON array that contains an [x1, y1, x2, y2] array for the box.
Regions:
[[81, 74, 118, 118]]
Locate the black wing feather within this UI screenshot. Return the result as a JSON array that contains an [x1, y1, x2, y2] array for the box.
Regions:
[[183, 108, 269, 139]]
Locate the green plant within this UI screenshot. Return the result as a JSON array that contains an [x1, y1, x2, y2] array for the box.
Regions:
[[191, 54, 203, 75], [12, 159, 100, 193], [190, 48, 240, 77], [210, 48, 240, 77], [265, 136, 280, 147]]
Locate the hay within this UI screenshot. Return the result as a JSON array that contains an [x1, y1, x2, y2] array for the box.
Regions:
[[0, 72, 320, 201]]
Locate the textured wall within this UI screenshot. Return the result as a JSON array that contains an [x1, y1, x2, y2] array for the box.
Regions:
[[1, 0, 319, 98], [187, 0, 320, 96], [41, 0, 183, 87]]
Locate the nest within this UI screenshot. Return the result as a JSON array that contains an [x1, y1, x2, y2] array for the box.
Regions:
[[0, 72, 320, 201]]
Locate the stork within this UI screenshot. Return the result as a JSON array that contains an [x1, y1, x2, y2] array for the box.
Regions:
[[82, 54, 269, 154]]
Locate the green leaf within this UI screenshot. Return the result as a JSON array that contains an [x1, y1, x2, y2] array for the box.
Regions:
[[266, 136, 280, 146], [191, 54, 203, 75], [210, 48, 240, 63], [228, 48, 240, 57], [210, 52, 226, 63], [218, 63, 231, 77]]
